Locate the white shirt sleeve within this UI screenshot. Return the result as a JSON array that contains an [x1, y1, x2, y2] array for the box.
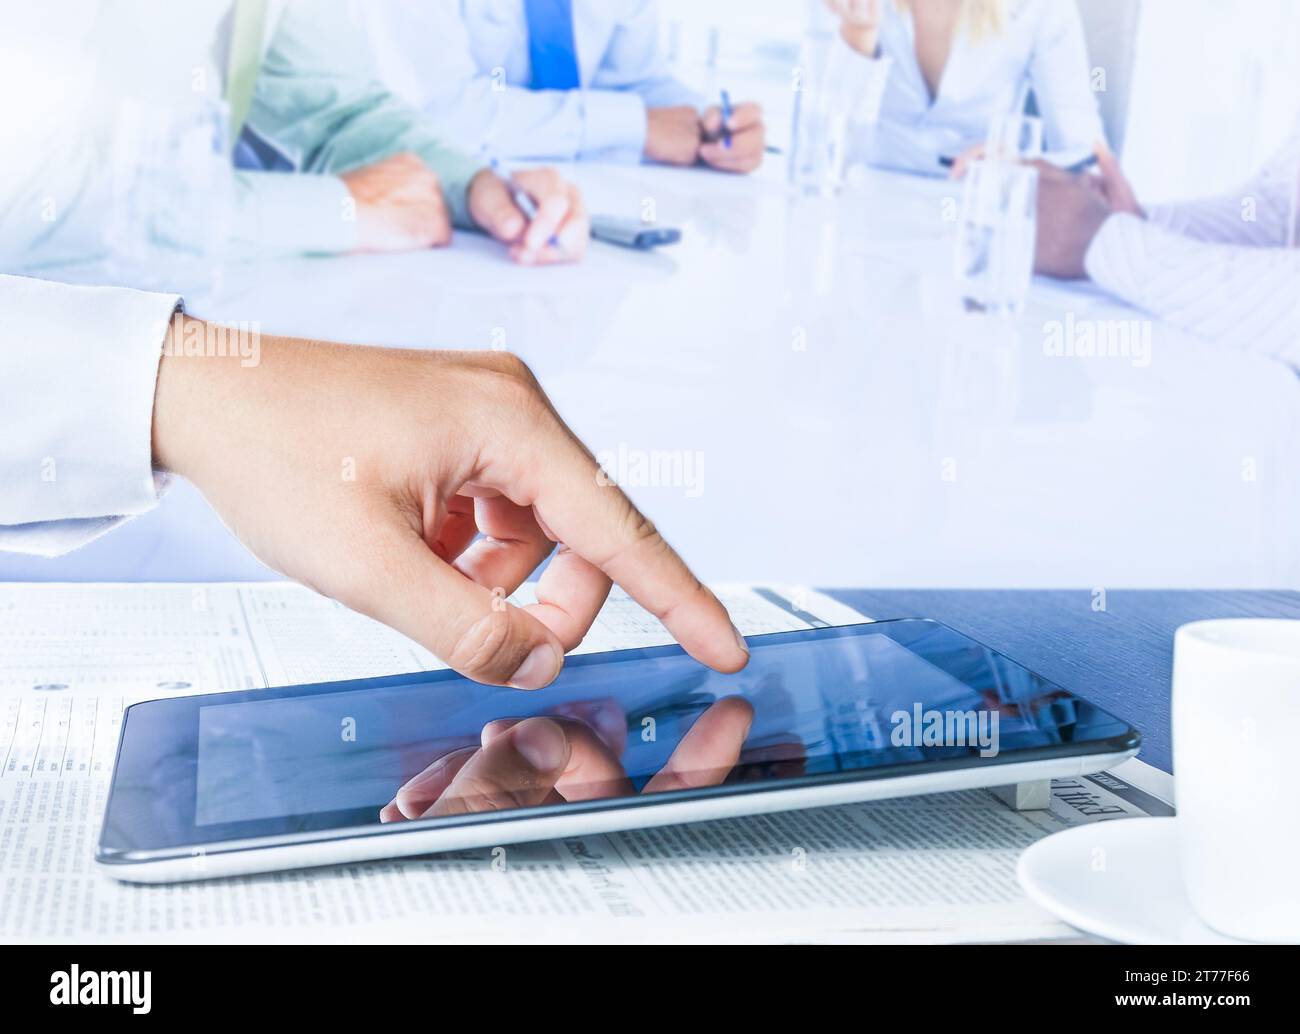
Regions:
[[586, 0, 704, 111], [1146, 128, 1300, 248], [1025, 0, 1105, 159], [357, 0, 694, 163], [1084, 213, 1300, 371], [0, 275, 180, 558]]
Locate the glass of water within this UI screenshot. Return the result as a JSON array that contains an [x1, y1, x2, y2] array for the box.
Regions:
[[787, 34, 860, 197], [986, 111, 1043, 164], [954, 158, 1040, 318], [789, 94, 850, 196]]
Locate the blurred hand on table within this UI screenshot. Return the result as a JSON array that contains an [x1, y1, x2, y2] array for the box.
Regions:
[[468, 166, 590, 265], [341, 153, 452, 252], [340, 154, 589, 264], [700, 102, 767, 175], [1033, 149, 1144, 279]]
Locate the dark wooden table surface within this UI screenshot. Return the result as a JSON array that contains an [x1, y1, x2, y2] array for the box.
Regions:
[[828, 589, 1300, 775]]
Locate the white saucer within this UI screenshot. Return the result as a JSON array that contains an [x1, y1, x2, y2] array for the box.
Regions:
[[1017, 817, 1244, 944]]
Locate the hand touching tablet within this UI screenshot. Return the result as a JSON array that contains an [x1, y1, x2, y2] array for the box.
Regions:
[[151, 325, 750, 690]]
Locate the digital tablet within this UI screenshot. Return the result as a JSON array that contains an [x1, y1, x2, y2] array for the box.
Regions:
[[97, 619, 1140, 883]]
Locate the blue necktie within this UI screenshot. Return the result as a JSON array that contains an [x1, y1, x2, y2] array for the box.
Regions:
[[525, 0, 581, 91]]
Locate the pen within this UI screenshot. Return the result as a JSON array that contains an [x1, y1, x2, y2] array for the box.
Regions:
[[1063, 154, 1100, 175], [939, 153, 1100, 174], [489, 157, 561, 250], [720, 89, 733, 150]]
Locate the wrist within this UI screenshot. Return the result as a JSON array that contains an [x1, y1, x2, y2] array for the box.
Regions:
[[466, 167, 497, 231], [151, 316, 271, 479]]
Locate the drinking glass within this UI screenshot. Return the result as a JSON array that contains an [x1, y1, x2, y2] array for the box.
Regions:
[[954, 159, 1039, 318]]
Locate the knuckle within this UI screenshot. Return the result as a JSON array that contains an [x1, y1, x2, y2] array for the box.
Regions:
[[613, 507, 664, 563], [482, 351, 541, 391], [449, 608, 530, 684]]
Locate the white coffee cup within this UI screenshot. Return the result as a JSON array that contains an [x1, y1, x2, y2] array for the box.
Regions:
[[1173, 619, 1300, 942]]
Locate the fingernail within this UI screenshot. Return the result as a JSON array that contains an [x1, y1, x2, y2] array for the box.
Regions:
[[513, 718, 568, 771], [508, 643, 562, 690], [481, 718, 519, 747], [733, 624, 750, 655]]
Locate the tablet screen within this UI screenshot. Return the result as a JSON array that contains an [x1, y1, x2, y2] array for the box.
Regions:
[[101, 621, 1137, 854]]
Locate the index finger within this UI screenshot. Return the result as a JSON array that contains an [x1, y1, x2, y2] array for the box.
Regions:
[[514, 420, 749, 674], [428, 717, 572, 816], [508, 168, 570, 255]]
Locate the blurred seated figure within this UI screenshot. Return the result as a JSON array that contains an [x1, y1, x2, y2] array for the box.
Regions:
[[2, 1, 587, 272], [1034, 126, 1300, 371], [353, 0, 766, 174], [824, 0, 1103, 175]]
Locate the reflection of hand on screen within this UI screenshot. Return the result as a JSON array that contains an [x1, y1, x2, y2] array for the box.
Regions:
[[379, 697, 756, 821]]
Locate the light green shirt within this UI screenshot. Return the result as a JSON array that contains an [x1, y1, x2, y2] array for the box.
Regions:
[[240, 0, 485, 253], [0, 1, 485, 268]]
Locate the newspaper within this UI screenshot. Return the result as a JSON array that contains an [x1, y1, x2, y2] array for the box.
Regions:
[[0, 582, 1166, 944]]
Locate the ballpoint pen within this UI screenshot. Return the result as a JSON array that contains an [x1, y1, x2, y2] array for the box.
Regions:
[[940, 152, 1099, 173], [720, 89, 733, 150], [488, 157, 561, 251]]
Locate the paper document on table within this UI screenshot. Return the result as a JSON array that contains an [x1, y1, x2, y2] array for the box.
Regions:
[[0, 582, 1163, 944]]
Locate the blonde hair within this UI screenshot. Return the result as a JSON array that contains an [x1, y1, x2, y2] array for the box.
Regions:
[[894, 0, 1008, 43]]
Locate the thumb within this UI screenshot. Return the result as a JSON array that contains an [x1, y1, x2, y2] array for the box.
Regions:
[[343, 521, 567, 689], [1094, 144, 1122, 185], [1094, 143, 1131, 200], [699, 105, 724, 139], [471, 173, 527, 243]]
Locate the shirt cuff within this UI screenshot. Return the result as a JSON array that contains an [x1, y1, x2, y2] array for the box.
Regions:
[[1083, 212, 1154, 299], [0, 276, 180, 545], [576, 90, 650, 162], [424, 149, 490, 230], [233, 171, 360, 255]]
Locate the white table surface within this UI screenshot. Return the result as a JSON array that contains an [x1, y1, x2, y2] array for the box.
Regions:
[[7, 160, 1298, 587]]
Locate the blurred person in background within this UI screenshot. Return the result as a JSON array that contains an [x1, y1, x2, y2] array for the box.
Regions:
[[352, 0, 766, 174], [2, 1, 588, 273], [1035, 126, 1300, 371], [824, 0, 1102, 176]]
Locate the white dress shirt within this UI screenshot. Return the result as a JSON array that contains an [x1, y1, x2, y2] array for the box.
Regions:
[[844, 0, 1102, 175], [1085, 125, 1300, 370], [353, 0, 702, 162], [0, 276, 179, 557]]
